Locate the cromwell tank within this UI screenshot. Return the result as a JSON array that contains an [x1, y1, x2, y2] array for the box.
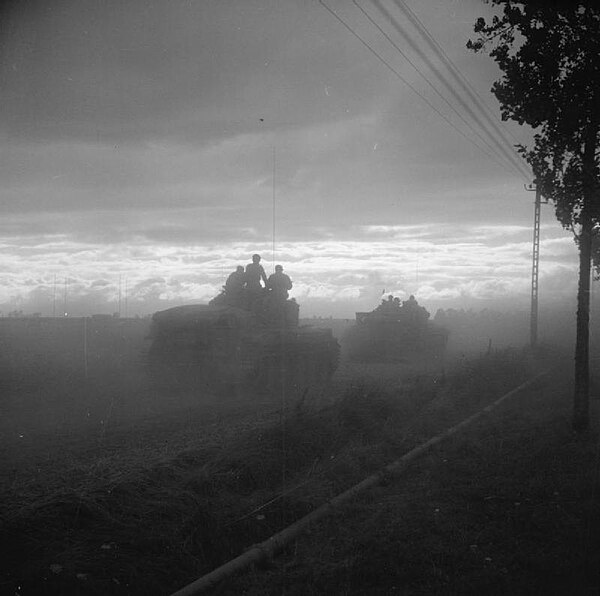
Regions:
[[343, 295, 448, 364], [147, 287, 340, 395]]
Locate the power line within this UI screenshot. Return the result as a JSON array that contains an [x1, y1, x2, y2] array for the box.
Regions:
[[318, 0, 521, 173], [394, 0, 524, 150], [373, 0, 530, 182], [352, 0, 517, 176], [392, 0, 531, 179]]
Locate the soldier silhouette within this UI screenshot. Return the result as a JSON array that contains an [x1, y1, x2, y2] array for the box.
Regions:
[[224, 265, 245, 306], [267, 265, 292, 300], [245, 254, 268, 312]]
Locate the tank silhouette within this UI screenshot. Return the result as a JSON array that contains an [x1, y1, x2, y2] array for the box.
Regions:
[[147, 286, 340, 394], [343, 295, 448, 364]]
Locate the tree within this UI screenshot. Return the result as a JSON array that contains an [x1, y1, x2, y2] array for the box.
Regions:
[[468, 1, 600, 431]]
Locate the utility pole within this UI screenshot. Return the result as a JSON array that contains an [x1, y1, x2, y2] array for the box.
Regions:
[[525, 183, 546, 347]]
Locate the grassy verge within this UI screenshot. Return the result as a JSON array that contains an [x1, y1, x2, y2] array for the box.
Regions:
[[221, 353, 600, 595], [2, 348, 578, 595]]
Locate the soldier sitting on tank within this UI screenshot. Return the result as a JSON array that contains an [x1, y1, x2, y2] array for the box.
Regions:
[[224, 265, 246, 307], [262, 265, 293, 326], [377, 295, 400, 315], [402, 295, 430, 325], [375, 295, 392, 313], [267, 264, 292, 300]]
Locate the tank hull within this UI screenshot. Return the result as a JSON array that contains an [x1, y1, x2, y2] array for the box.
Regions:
[[147, 304, 339, 395], [344, 300, 449, 365], [343, 321, 448, 363]]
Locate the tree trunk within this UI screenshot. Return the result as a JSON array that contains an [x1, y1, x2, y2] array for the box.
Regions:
[[573, 120, 597, 432], [573, 214, 592, 432]]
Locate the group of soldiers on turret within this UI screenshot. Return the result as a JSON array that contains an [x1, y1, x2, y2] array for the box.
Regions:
[[373, 293, 430, 325], [216, 254, 293, 313], [215, 256, 430, 330]]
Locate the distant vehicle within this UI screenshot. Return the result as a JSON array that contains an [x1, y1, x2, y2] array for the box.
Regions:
[[147, 285, 340, 395], [343, 295, 448, 364]]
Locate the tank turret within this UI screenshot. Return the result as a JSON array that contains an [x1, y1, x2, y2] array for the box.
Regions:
[[343, 295, 448, 364]]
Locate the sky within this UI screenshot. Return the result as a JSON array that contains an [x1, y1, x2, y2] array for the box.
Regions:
[[0, 0, 581, 318]]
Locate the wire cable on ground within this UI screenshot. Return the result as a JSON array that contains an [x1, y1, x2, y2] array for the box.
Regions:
[[169, 371, 548, 596]]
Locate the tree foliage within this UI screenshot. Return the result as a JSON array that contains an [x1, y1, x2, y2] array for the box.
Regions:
[[468, 1, 600, 430], [468, 1, 600, 232]]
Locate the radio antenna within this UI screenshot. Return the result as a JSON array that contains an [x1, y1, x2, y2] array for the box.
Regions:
[[272, 146, 276, 272]]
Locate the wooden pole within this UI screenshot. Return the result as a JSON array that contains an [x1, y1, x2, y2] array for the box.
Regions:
[[573, 121, 597, 432], [574, 213, 592, 431]]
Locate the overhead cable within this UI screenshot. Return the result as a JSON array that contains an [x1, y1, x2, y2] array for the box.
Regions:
[[319, 0, 520, 178], [392, 0, 531, 180], [394, 0, 525, 149], [353, 0, 518, 175], [373, 0, 530, 181]]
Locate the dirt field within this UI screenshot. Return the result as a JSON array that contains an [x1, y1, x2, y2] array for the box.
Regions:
[[1, 320, 598, 595]]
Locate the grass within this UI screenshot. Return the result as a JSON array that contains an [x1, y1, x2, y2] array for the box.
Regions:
[[2, 347, 596, 595], [220, 351, 600, 595]]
